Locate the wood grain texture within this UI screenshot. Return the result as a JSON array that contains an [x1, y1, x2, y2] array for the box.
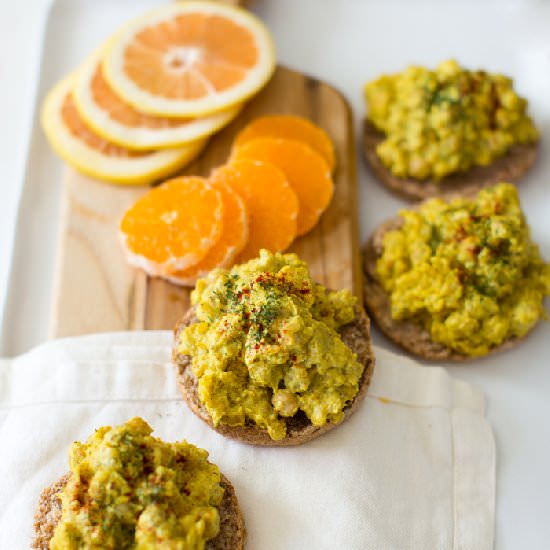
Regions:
[[50, 66, 360, 338]]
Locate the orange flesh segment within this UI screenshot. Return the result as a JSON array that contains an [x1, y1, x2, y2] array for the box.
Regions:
[[232, 138, 334, 236], [91, 64, 192, 129], [120, 176, 223, 270], [210, 160, 298, 262], [61, 92, 150, 157], [167, 182, 248, 283], [233, 115, 336, 171], [124, 13, 258, 100]]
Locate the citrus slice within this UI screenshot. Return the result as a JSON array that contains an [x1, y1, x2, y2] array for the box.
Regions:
[[102, 2, 276, 117], [210, 160, 298, 262], [41, 75, 206, 186], [232, 138, 334, 235], [164, 182, 248, 286], [234, 114, 336, 171], [73, 53, 242, 150], [120, 176, 223, 274]]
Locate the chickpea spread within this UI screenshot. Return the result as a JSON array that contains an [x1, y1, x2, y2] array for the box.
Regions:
[[365, 60, 539, 180], [50, 417, 224, 549], [376, 184, 550, 356], [178, 250, 364, 440]]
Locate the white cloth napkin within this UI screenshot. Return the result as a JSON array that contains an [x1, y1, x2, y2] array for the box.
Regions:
[[0, 332, 495, 550]]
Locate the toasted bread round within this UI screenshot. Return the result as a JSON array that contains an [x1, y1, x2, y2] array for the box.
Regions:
[[362, 217, 524, 361], [173, 305, 375, 446], [363, 119, 539, 201], [32, 473, 245, 550]]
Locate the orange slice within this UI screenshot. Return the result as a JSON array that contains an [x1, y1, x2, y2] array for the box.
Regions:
[[120, 176, 223, 274], [102, 2, 276, 117], [233, 114, 336, 171], [73, 53, 242, 150], [232, 138, 334, 235], [164, 182, 248, 286], [41, 75, 206, 185], [210, 160, 298, 262]]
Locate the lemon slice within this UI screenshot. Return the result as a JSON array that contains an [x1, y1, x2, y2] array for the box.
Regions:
[[102, 1, 276, 117], [41, 75, 206, 186], [73, 52, 242, 150]]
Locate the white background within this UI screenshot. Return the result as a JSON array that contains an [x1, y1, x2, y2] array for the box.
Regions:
[[0, 0, 548, 548]]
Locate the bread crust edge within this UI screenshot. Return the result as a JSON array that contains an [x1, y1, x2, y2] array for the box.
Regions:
[[363, 119, 539, 201], [32, 473, 245, 550]]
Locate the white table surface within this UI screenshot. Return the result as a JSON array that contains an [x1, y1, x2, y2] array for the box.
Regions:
[[0, 1, 548, 548]]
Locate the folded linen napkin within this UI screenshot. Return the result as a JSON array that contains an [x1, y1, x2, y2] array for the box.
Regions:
[[0, 331, 494, 549]]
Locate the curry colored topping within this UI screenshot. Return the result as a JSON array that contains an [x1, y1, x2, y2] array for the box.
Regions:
[[365, 60, 539, 180], [376, 183, 550, 356], [178, 250, 363, 440], [50, 417, 224, 549]]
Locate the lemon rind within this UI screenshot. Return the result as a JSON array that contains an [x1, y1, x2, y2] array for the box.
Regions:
[[41, 74, 207, 186], [73, 52, 242, 150]]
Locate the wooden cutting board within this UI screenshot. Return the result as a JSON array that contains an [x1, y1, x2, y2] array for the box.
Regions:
[[49, 65, 361, 338]]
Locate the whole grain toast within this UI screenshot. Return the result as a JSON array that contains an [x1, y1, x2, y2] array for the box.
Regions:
[[173, 305, 375, 446], [363, 119, 538, 201], [362, 217, 523, 361], [32, 473, 245, 550]]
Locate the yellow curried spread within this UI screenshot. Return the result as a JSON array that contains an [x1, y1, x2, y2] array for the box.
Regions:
[[50, 417, 224, 549], [178, 250, 363, 440], [365, 60, 539, 180], [376, 184, 550, 356]]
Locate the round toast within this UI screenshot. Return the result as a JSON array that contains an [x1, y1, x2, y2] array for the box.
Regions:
[[32, 473, 245, 550], [363, 119, 539, 201], [362, 217, 524, 361], [173, 305, 375, 446]]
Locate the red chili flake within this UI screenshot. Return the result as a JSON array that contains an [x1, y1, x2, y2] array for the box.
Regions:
[[290, 354, 297, 362], [254, 343, 261, 350], [238, 288, 251, 300], [298, 288, 310, 294], [455, 226, 467, 241]]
